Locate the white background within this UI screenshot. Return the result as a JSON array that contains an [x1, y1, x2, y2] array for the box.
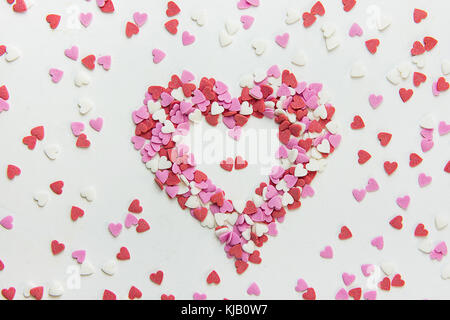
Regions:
[[0, 0, 449, 299]]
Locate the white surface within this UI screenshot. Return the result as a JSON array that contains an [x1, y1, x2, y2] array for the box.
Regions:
[[0, 0, 449, 299]]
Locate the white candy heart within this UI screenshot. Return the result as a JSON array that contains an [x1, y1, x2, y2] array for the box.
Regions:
[[418, 238, 433, 253], [78, 98, 94, 115], [317, 139, 330, 154], [239, 74, 254, 88], [146, 157, 159, 173], [276, 179, 288, 192], [23, 283, 34, 298], [311, 148, 323, 160], [435, 213, 449, 230], [161, 120, 175, 133], [318, 90, 331, 105], [412, 55, 426, 69], [350, 61, 367, 78], [321, 22, 336, 38], [282, 191, 294, 206], [153, 109, 167, 122], [253, 223, 268, 237], [306, 159, 320, 171], [210, 102, 224, 115], [442, 59, 450, 75], [242, 228, 251, 241], [253, 69, 266, 83], [48, 281, 64, 297], [101, 260, 117, 276], [441, 264, 450, 280], [214, 213, 227, 226], [158, 156, 172, 170], [191, 9, 207, 26], [185, 196, 199, 208], [397, 62, 412, 79], [177, 184, 189, 195], [188, 109, 202, 123], [294, 164, 307, 177], [80, 260, 95, 276], [288, 149, 298, 163], [251, 39, 267, 56], [326, 120, 340, 134], [243, 214, 254, 226], [34, 191, 50, 207], [325, 35, 340, 51], [74, 71, 91, 87], [242, 240, 255, 254], [313, 105, 327, 119], [225, 19, 240, 35], [285, 8, 300, 24], [226, 212, 238, 226], [233, 199, 246, 213], [253, 194, 264, 207], [44, 144, 61, 160], [380, 262, 396, 276], [419, 114, 435, 129], [5, 46, 21, 62], [171, 88, 184, 101], [291, 50, 307, 66], [377, 15, 391, 31], [200, 212, 215, 229], [219, 30, 233, 47], [386, 68, 401, 85], [148, 101, 161, 114], [240, 101, 253, 115], [80, 186, 96, 202]]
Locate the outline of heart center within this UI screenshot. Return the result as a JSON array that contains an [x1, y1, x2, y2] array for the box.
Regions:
[[131, 66, 340, 274]]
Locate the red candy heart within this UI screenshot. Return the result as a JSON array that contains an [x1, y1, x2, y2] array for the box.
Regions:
[[7, 165, 21, 180], [103, 289, 116, 300], [338, 226, 352, 240], [413, 72, 427, 87], [136, 218, 150, 232], [1, 287, 15, 300], [128, 286, 142, 300], [46, 14, 61, 29], [390, 215, 403, 230], [206, 270, 221, 284], [128, 199, 143, 213], [436, 77, 449, 92], [342, 0, 356, 12], [377, 132, 392, 147], [23, 136, 37, 150], [51, 240, 65, 255], [235, 156, 248, 170], [350, 115, 365, 129], [413, 8, 427, 23], [235, 260, 248, 274], [0, 46, 6, 57], [150, 270, 164, 285], [100, 0, 115, 13], [392, 274, 405, 287], [76, 134, 91, 148], [423, 36, 437, 51], [411, 41, 425, 56], [302, 288, 316, 300], [365, 39, 380, 54], [414, 223, 428, 237], [348, 287, 361, 300], [445, 161, 450, 173], [81, 55, 96, 70], [30, 286, 44, 300], [31, 126, 45, 140], [50, 180, 64, 195], [161, 294, 175, 300], [399, 88, 413, 102], [357, 150, 371, 164], [126, 22, 139, 38], [379, 277, 391, 291], [409, 153, 422, 167], [0, 85, 9, 100], [220, 157, 234, 171], [302, 12, 316, 28], [166, 1, 180, 17], [116, 247, 130, 260], [310, 1, 325, 16], [13, 0, 27, 13], [71, 206, 85, 221], [165, 19, 179, 35], [384, 161, 398, 175]]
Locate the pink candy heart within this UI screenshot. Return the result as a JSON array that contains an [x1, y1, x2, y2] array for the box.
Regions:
[[108, 223, 123, 237], [152, 49, 166, 64], [89, 117, 103, 132], [79, 12, 93, 27], [0, 98, 10, 112], [363, 290, 377, 300], [133, 12, 148, 27], [371, 236, 384, 250], [240, 15, 254, 29], [275, 33, 289, 48], [320, 245, 333, 259], [72, 250, 86, 264], [247, 282, 261, 296], [349, 23, 363, 37], [295, 278, 308, 292], [361, 264, 375, 277], [228, 126, 242, 141], [301, 185, 315, 198], [71, 122, 85, 136], [237, 0, 251, 9], [342, 273, 355, 286], [352, 188, 366, 202], [368, 94, 383, 109], [64, 46, 79, 61], [182, 31, 195, 46], [421, 138, 434, 152], [0, 215, 13, 230], [418, 173, 432, 187], [438, 121, 450, 136], [97, 55, 111, 70], [329, 134, 342, 148], [96, 0, 106, 7], [193, 292, 207, 300], [396, 195, 410, 210], [49, 68, 64, 83], [335, 288, 349, 300], [125, 213, 138, 228], [365, 178, 379, 192]]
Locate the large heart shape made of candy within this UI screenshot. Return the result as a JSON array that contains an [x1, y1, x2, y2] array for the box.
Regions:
[[131, 66, 341, 274]]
